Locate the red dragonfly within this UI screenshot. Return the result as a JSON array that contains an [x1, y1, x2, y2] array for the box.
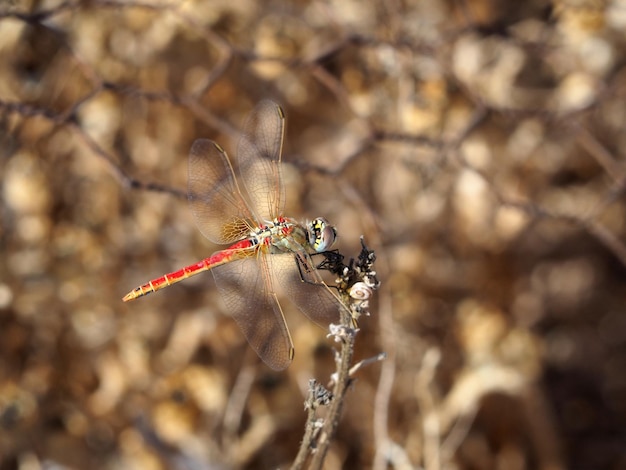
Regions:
[[123, 100, 343, 370]]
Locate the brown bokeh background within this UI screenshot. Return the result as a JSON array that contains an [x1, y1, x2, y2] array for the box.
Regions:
[[2, 0, 626, 469]]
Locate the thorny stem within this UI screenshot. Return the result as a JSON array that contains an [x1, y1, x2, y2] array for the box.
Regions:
[[308, 322, 355, 470], [291, 238, 380, 470], [291, 401, 320, 468], [291, 380, 330, 468]]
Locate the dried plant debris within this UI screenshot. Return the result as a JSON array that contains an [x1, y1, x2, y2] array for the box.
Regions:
[[2, 1, 626, 469]]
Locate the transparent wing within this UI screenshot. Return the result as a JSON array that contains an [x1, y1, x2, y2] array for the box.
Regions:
[[211, 250, 294, 370], [272, 250, 343, 328], [236, 100, 285, 221], [188, 139, 256, 245]]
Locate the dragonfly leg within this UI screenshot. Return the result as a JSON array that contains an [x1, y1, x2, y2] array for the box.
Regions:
[[310, 249, 345, 274], [294, 252, 341, 290]]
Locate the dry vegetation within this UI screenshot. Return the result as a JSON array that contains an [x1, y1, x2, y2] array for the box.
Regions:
[[2, 0, 626, 469]]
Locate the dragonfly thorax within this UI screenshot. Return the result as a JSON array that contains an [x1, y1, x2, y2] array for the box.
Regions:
[[250, 217, 304, 251]]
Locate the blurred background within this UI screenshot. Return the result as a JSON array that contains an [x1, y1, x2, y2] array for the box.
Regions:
[[2, 0, 626, 468]]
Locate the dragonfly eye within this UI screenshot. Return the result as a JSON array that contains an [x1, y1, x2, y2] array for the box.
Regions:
[[308, 217, 337, 252]]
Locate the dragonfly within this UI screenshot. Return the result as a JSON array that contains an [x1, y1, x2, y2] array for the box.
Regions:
[[123, 100, 343, 370]]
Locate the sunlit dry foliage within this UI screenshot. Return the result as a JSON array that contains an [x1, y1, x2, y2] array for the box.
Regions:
[[1, 0, 626, 469]]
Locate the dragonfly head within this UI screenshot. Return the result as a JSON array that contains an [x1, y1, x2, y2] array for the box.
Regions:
[[307, 217, 337, 253]]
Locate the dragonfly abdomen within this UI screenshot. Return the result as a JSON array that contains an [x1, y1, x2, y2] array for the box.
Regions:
[[123, 258, 211, 301], [122, 239, 257, 302]]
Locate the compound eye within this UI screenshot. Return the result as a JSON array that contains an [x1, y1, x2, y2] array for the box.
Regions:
[[309, 217, 337, 252]]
